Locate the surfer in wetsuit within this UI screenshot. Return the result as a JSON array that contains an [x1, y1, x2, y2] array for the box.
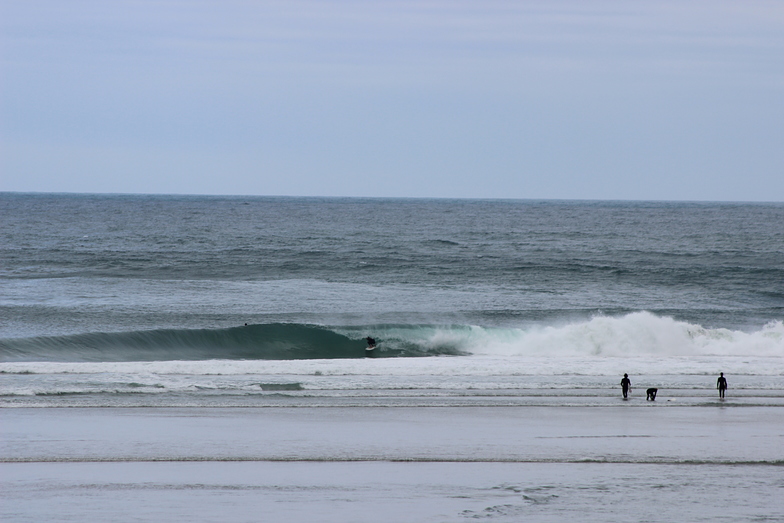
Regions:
[[717, 372, 727, 398], [365, 336, 377, 358], [621, 373, 631, 399]]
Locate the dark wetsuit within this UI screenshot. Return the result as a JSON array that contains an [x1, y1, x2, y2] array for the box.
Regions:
[[717, 375, 727, 398], [365, 337, 376, 348], [621, 377, 631, 398]]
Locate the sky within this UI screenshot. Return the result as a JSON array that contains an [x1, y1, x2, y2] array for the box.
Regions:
[[1, 0, 783, 200]]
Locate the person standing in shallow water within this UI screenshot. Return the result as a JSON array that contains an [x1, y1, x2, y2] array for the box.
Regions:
[[621, 373, 631, 399], [717, 372, 728, 398]]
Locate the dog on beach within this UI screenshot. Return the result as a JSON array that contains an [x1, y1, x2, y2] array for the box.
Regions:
[[646, 388, 658, 401]]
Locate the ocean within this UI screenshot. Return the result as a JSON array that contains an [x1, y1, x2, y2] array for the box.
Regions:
[[1, 193, 783, 522]]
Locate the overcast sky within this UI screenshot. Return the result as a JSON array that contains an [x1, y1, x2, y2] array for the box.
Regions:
[[2, 0, 783, 200]]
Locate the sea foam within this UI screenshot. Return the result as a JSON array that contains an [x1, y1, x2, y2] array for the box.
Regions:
[[427, 313, 784, 358]]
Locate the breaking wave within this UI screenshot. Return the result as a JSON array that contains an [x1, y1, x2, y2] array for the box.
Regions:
[[0, 313, 781, 362], [427, 312, 784, 358]]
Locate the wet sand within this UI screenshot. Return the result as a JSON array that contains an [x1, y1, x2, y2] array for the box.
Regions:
[[2, 406, 783, 522]]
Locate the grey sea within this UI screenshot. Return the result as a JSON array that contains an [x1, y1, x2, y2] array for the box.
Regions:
[[1, 193, 783, 522]]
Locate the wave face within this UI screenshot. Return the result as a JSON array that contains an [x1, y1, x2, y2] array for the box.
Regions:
[[0, 324, 362, 362], [1, 313, 782, 362], [0, 323, 466, 362]]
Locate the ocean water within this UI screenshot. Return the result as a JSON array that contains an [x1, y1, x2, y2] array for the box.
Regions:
[[1, 194, 783, 388], [2, 193, 784, 522]]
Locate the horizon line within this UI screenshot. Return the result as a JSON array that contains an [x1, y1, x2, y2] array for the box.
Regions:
[[1, 191, 782, 205]]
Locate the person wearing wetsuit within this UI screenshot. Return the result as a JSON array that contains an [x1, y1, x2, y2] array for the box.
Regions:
[[717, 372, 728, 398], [365, 337, 376, 349], [621, 373, 631, 399]]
